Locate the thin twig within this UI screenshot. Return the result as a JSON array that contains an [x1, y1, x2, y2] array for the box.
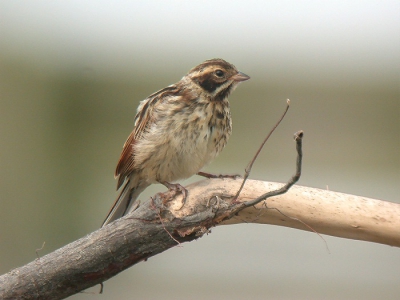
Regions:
[[233, 99, 290, 201], [261, 202, 330, 253], [238, 130, 327, 252], [233, 129, 324, 249], [242, 130, 303, 207], [35, 242, 46, 259], [150, 197, 181, 245]]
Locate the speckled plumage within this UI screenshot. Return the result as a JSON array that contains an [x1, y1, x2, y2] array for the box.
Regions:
[[102, 59, 249, 226]]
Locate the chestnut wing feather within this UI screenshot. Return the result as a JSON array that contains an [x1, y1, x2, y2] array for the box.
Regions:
[[114, 85, 181, 189]]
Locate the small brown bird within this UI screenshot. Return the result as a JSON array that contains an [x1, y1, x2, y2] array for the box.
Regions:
[[102, 59, 250, 226]]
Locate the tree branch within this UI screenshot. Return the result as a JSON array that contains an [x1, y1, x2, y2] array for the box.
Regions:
[[1, 179, 399, 299], [1, 131, 399, 299]]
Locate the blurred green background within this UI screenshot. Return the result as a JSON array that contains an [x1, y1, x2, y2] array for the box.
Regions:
[[1, 1, 399, 299]]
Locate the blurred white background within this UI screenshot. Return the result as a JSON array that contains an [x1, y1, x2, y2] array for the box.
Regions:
[[1, 1, 399, 299]]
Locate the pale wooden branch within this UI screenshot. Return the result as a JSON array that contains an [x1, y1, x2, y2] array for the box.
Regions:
[[166, 179, 400, 247], [218, 180, 400, 246], [0, 179, 399, 299]]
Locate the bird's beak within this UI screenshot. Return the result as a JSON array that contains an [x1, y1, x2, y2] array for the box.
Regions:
[[231, 71, 250, 82]]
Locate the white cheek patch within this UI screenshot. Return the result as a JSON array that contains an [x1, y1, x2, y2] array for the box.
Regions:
[[211, 80, 233, 97]]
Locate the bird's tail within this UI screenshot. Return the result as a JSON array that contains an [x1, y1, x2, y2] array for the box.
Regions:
[[102, 180, 149, 227]]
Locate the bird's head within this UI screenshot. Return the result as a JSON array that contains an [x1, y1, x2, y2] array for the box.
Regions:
[[187, 58, 250, 101]]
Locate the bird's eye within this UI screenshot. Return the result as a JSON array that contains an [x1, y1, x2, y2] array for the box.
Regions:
[[215, 70, 224, 78]]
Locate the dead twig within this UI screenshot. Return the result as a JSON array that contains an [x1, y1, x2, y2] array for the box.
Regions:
[[233, 99, 290, 201], [35, 241, 46, 259], [242, 130, 303, 208]]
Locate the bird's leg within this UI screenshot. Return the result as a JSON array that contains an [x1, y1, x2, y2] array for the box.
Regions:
[[197, 171, 241, 179], [159, 181, 188, 208]]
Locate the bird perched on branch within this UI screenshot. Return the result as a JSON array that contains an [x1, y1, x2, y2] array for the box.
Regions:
[[102, 58, 250, 226]]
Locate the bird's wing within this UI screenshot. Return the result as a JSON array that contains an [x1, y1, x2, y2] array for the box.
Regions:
[[114, 85, 182, 189]]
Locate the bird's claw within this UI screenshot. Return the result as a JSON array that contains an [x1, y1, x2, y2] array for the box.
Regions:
[[160, 181, 188, 209]]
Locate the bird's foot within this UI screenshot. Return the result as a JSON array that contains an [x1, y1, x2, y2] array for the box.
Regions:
[[160, 181, 188, 209]]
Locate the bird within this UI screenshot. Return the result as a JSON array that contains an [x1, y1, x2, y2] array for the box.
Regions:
[[102, 58, 250, 226]]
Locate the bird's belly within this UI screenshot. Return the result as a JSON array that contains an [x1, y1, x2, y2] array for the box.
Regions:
[[136, 116, 230, 183]]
